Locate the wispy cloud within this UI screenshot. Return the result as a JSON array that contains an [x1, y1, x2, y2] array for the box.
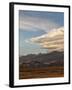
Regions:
[[19, 16, 60, 32], [30, 27, 64, 52]]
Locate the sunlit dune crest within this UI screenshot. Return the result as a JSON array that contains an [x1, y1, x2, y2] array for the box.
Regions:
[[30, 27, 64, 52]]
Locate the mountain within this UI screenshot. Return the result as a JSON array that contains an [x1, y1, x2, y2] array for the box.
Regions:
[[19, 51, 64, 68]]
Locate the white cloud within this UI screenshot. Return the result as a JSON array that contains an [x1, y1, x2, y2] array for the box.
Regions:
[[19, 16, 60, 32], [30, 27, 64, 52]]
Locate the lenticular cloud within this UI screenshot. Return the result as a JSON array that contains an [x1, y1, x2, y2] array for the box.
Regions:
[[30, 27, 64, 52]]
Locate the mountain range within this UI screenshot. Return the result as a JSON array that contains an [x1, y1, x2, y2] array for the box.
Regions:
[[19, 51, 64, 68]]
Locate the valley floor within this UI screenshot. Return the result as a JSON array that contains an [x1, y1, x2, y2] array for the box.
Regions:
[[19, 66, 64, 79]]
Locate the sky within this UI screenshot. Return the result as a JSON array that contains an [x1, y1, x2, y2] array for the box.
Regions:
[[19, 10, 64, 56]]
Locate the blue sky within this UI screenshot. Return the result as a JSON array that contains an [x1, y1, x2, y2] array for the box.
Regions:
[[19, 10, 64, 56]]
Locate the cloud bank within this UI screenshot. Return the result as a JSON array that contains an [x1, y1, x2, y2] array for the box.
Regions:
[[30, 27, 64, 52]]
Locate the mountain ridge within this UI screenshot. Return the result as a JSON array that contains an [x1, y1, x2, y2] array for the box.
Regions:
[[19, 51, 64, 68]]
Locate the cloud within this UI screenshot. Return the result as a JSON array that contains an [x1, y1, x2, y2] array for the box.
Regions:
[[30, 27, 64, 52], [19, 16, 60, 32]]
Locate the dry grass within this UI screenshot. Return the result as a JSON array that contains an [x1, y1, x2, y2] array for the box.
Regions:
[[19, 66, 64, 79]]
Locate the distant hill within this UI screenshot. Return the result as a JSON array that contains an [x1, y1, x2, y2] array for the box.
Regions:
[[19, 51, 64, 68]]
